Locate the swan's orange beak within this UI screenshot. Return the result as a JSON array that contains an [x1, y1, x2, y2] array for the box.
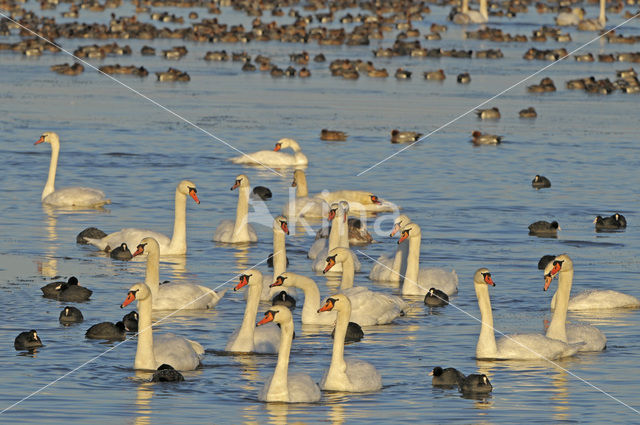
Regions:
[[231, 180, 240, 190], [121, 291, 136, 308], [543, 262, 562, 291], [281, 221, 289, 235], [270, 275, 285, 288], [318, 298, 335, 313], [398, 230, 409, 244], [371, 195, 381, 205], [257, 311, 275, 326], [189, 189, 200, 204], [544, 274, 553, 291], [390, 223, 401, 237], [34, 135, 45, 145], [132, 244, 145, 257], [484, 274, 495, 286], [273, 143, 282, 152], [234, 275, 249, 291], [323, 256, 336, 274], [328, 209, 336, 221], [291, 178, 297, 187]]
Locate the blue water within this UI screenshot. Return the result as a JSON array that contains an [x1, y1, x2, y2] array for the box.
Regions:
[[1, 1, 640, 423]]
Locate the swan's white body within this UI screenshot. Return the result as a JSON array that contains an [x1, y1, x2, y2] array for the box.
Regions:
[[35, 132, 110, 208], [399, 222, 458, 296], [556, 8, 583, 26], [544, 255, 606, 352], [452, 0, 488, 24], [578, 0, 606, 31], [328, 247, 406, 326], [257, 306, 321, 402], [138, 237, 225, 310], [319, 294, 383, 392], [551, 289, 640, 311], [271, 272, 337, 325], [83, 180, 198, 255], [121, 282, 204, 371], [474, 268, 579, 360], [213, 174, 258, 243], [369, 214, 411, 283], [310, 202, 361, 272], [226, 271, 280, 353], [230, 138, 308, 166], [282, 169, 329, 218]]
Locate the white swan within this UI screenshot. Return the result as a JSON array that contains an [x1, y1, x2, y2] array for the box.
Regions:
[[311, 202, 361, 272], [120, 282, 204, 371], [213, 174, 258, 243], [398, 222, 458, 296], [270, 272, 337, 325], [308, 203, 341, 260], [555, 7, 584, 26], [318, 294, 383, 392], [325, 247, 406, 326], [282, 169, 330, 218], [578, 0, 606, 31], [230, 138, 308, 167], [256, 305, 321, 402], [226, 271, 280, 353], [452, 0, 488, 24], [133, 237, 225, 310], [35, 131, 110, 208], [543, 254, 606, 352], [257, 216, 295, 301], [82, 180, 199, 255], [474, 268, 579, 360], [369, 214, 411, 283]]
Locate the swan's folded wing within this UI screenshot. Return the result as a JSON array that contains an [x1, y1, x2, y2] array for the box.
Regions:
[[287, 373, 321, 402], [153, 333, 202, 370], [344, 358, 383, 392]]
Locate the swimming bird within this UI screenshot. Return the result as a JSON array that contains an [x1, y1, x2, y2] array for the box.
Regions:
[[531, 175, 551, 189], [230, 138, 308, 166], [430, 366, 465, 387], [15, 330, 43, 350], [85, 321, 126, 340], [110, 243, 132, 260], [594, 213, 626, 231], [471, 131, 502, 145], [321, 129, 347, 141], [59, 306, 84, 324], [424, 288, 449, 307], [528, 220, 560, 237], [519, 107, 537, 118], [475, 107, 500, 119], [151, 364, 185, 382], [391, 129, 421, 143], [213, 175, 258, 243], [122, 311, 139, 331], [459, 374, 492, 393], [252, 186, 272, 200]]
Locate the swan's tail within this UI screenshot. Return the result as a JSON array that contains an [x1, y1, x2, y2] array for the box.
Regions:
[[202, 286, 227, 308], [186, 338, 205, 356]]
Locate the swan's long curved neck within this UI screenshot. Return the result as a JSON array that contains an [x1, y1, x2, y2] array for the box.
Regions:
[[479, 0, 488, 19], [475, 283, 498, 358], [272, 230, 286, 281], [327, 306, 349, 382], [339, 255, 355, 290], [144, 248, 161, 302], [337, 211, 349, 248], [233, 186, 251, 240], [403, 233, 421, 292], [237, 283, 261, 346], [168, 189, 187, 253], [461, 0, 470, 14], [135, 295, 156, 370], [598, 0, 606, 26], [269, 319, 294, 400], [328, 213, 341, 251], [295, 173, 308, 197], [42, 139, 60, 200], [290, 275, 322, 320], [546, 270, 572, 342], [392, 242, 409, 282]]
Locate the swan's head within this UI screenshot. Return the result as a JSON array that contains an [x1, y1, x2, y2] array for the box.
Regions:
[[473, 268, 495, 287], [234, 270, 263, 291], [328, 203, 339, 221], [390, 214, 411, 237], [292, 169, 306, 187], [121, 282, 151, 308], [323, 247, 351, 273], [257, 304, 292, 326], [178, 180, 200, 204], [132, 237, 160, 257], [543, 254, 573, 291], [370, 195, 381, 205], [398, 222, 421, 244], [339, 201, 350, 222], [34, 131, 59, 146], [318, 293, 350, 313], [274, 138, 300, 152], [270, 272, 290, 288], [273, 215, 289, 235], [231, 174, 250, 190]]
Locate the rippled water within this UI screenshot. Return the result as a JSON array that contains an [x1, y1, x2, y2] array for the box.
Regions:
[[1, 2, 640, 423]]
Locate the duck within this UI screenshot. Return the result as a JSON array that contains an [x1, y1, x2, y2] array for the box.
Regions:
[[85, 321, 126, 340], [213, 175, 258, 243], [451, 0, 488, 24], [256, 306, 321, 402], [397, 222, 458, 296], [395, 68, 412, 79], [528, 220, 560, 237], [424, 288, 449, 307], [519, 107, 537, 118], [391, 129, 422, 143], [133, 237, 226, 310], [230, 138, 308, 167], [59, 306, 84, 324], [457, 72, 471, 84], [471, 131, 502, 145], [324, 247, 406, 326], [531, 175, 551, 189], [226, 271, 281, 354], [424, 69, 446, 80], [543, 254, 606, 351], [318, 294, 382, 392], [151, 364, 185, 382], [320, 129, 347, 141], [282, 169, 330, 219], [35, 132, 110, 208], [369, 214, 411, 283], [15, 330, 43, 350], [430, 366, 465, 387], [121, 282, 205, 371], [475, 107, 500, 120], [459, 374, 492, 394], [110, 243, 132, 260], [122, 311, 138, 331], [594, 213, 626, 231], [81, 180, 199, 255]]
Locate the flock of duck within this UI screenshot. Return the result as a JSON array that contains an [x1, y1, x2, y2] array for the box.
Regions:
[[17, 129, 640, 403]]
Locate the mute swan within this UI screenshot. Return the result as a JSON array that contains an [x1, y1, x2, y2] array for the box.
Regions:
[[398, 222, 458, 296], [555, 7, 584, 26], [578, 0, 606, 31], [318, 294, 383, 392], [368, 214, 411, 283], [594, 213, 626, 231], [226, 271, 281, 354], [261, 216, 294, 301], [270, 272, 338, 325], [430, 367, 465, 387], [310, 202, 361, 272], [230, 138, 308, 167], [121, 282, 204, 371], [14, 330, 43, 350], [134, 237, 226, 310], [451, 0, 488, 24], [324, 247, 406, 326], [35, 132, 110, 208], [213, 174, 258, 243], [473, 268, 579, 360], [282, 169, 330, 218], [543, 254, 606, 351], [82, 180, 199, 255], [459, 374, 492, 394], [59, 306, 83, 324], [256, 306, 321, 402]]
